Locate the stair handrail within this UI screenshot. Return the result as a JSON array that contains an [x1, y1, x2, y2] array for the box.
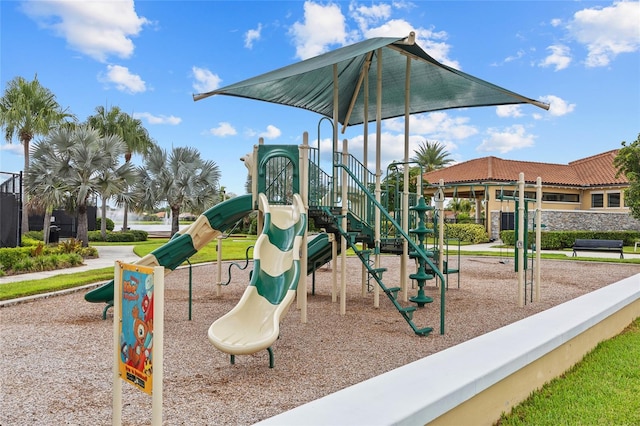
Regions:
[[334, 162, 446, 285]]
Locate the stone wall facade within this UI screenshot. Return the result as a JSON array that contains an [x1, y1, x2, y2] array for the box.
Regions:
[[490, 209, 640, 241]]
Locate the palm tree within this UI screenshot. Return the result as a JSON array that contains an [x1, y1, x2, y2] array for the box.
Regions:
[[447, 198, 472, 221], [411, 140, 453, 172], [0, 75, 74, 234], [94, 139, 138, 240], [30, 125, 130, 246], [25, 148, 67, 244], [86, 105, 154, 231], [134, 145, 220, 237]]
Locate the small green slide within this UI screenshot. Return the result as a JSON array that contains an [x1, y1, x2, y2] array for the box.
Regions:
[[85, 194, 335, 317], [84, 194, 253, 308]]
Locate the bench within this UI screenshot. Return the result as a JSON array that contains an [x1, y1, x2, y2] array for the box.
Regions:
[[572, 239, 624, 259]]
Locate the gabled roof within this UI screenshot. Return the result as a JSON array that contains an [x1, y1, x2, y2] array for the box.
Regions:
[[422, 150, 627, 187]]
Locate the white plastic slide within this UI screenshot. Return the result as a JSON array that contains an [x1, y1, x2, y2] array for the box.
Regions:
[[208, 193, 306, 367]]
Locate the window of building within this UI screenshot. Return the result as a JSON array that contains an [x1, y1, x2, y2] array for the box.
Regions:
[[542, 192, 580, 203], [591, 193, 604, 208], [495, 190, 537, 200], [607, 192, 620, 208]]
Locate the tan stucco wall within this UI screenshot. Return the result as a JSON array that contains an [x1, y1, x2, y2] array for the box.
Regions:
[[429, 299, 640, 426]]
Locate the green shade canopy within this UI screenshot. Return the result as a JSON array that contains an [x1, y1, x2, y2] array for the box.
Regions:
[[194, 33, 549, 128]]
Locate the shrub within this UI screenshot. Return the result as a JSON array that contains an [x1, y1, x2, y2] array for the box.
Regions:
[[23, 230, 44, 241], [129, 230, 148, 241], [500, 230, 640, 250], [14, 257, 35, 272], [79, 246, 98, 258], [57, 238, 82, 254], [88, 230, 104, 241], [60, 253, 83, 267], [0, 247, 32, 270], [105, 232, 136, 242], [21, 236, 41, 246], [444, 223, 489, 244], [96, 217, 115, 231]]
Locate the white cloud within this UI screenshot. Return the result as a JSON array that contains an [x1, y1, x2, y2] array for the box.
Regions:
[[504, 49, 526, 63], [349, 2, 392, 33], [568, 1, 640, 67], [0, 143, 23, 156], [476, 125, 536, 153], [259, 125, 282, 139], [364, 20, 460, 69], [289, 1, 351, 59], [539, 44, 572, 71], [496, 105, 523, 118], [192, 66, 222, 93], [384, 112, 478, 141], [550, 18, 563, 27], [245, 24, 262, 49], [98, 65, 146, 93], [534, 95, 575, 117], [209, 122, 237, 137], [21, 0, 149, 62], [288, 1, 458, 67], [133, 112, 181, 125]]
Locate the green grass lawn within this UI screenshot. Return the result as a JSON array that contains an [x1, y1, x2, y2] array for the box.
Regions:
[[132, 236, 257, 263], [498, 317, 640, 425]]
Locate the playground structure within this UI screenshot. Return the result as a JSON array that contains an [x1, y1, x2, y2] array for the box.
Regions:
[[87, 137, 452, 337], [86, 32, 551, 364]]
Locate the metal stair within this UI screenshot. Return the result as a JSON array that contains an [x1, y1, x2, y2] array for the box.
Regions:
[[327, 209, 434, 336]]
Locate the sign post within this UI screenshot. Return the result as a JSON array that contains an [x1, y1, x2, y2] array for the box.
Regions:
[[112, 262, 164, 425]]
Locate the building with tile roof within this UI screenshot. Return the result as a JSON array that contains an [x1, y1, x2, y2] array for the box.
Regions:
[[421, 150, 637, 240]]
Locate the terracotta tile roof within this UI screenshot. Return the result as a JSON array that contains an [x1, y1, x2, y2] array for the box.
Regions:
[[422, 149, 627, 187]]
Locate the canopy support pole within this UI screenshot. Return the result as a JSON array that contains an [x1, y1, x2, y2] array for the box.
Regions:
[[517, 172, 525, 307], [401, 55, 411, 301], [298, 132, 309, 323], [332, 63, 339, 207], [361, 55, 370, 298], [374, 48, 382, 309]]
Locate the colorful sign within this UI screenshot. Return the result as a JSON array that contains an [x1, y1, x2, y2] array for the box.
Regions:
[[118, 263, 155, 395]]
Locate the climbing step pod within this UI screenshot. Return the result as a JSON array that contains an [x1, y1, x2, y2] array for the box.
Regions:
[[330, 217, 434, 336]]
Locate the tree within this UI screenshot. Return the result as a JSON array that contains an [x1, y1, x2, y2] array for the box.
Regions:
[[447, 198, 472, 220], [86, 105, 154, 231], [614, 133, 640, 220], [25, 150, 67, 244], [0, 75, 74, 234], [29, 125, 130, 246], [380, 163, 421, 215], [94, 146, 138, 240], [134, 146, 221, 237], [411, 140, 453, 172]]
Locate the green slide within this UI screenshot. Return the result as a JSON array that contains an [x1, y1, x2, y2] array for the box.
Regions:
[[84, 194, 253, 308], [307, 233, 334, 275], [85, 194, 337, 317]]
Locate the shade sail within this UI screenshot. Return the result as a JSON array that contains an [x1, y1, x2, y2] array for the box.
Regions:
[[194, 34, 549, 127]]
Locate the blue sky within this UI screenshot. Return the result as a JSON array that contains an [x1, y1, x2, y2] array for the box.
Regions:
[[1, 0, 639, 197]]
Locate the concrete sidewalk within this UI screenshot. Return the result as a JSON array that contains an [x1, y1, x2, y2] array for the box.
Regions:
[[461, 242, 640, 260], [0, 245, 139, 285]]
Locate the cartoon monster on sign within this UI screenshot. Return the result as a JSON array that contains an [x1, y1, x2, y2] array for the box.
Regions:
[[118, 265, 155, 394]]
